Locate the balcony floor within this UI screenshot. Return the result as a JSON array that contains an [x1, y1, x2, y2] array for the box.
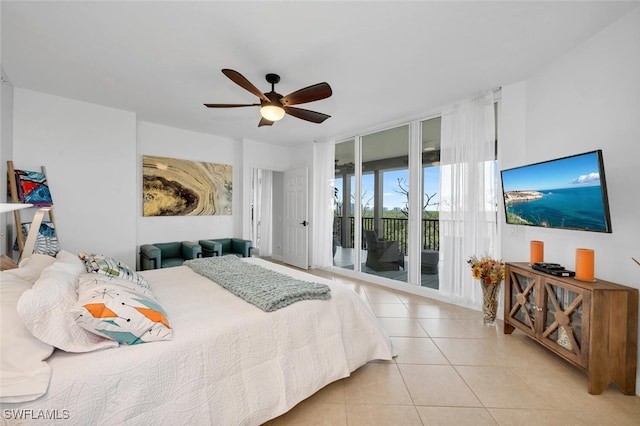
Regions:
[[333, 247, 439, 290]]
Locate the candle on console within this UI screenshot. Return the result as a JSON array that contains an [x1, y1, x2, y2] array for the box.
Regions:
[[575, 248, 595, 281], [529, 240, 544, 265]]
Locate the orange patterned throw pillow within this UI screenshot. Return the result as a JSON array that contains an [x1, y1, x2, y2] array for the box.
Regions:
[[71, 274, 172, 345]]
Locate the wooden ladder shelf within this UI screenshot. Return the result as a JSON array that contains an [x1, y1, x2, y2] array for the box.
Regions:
[[7, 160, 56, 258]]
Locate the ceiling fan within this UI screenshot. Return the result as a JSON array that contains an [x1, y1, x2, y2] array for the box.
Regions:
[[204, 69, 332, 127]]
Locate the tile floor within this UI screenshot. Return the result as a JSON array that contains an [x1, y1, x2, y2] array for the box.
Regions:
[[264, 267, 640, 425]]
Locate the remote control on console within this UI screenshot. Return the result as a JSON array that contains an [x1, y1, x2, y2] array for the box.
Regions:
[[534, 262, 565, 270]]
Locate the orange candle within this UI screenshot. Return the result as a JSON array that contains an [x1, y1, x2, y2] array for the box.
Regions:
[[530, 240, 544, 265], [575, 248, 595, 281]]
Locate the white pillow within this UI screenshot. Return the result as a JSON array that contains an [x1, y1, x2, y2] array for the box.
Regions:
[[0, 272, 54, 403], [78, 273, 155, 299], [55, 250, 85, 276], [78, 252, 149, 288], [17, 257, 119, 353], [71, 279, 173, 345], [4, 253, 57, 284]]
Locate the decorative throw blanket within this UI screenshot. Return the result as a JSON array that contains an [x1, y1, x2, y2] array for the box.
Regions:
[[184, 256, 331, 312]]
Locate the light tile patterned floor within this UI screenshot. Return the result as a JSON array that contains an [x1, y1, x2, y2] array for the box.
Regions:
[[264, 267, 640, 426]]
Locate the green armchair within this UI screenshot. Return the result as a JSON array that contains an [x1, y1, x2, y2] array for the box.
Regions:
[[199, 238, 253, 258], [139, 241, 202, 270]]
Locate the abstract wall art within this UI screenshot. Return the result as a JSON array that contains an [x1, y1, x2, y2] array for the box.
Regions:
[[142, 155, 232, 216], [14, 169, 53, 206]]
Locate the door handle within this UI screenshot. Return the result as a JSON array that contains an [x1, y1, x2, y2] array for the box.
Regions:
[[300, 220, 308, 226]]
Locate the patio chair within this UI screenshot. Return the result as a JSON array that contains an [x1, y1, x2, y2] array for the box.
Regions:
[[363, 230, 404, 272]]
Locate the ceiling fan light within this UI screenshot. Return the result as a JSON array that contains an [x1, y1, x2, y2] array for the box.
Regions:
[[260, 104, 285, 121]]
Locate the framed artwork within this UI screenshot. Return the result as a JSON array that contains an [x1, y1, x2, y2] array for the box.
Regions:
[[14, 169, 53, 206], [142, 155, 233, 216]]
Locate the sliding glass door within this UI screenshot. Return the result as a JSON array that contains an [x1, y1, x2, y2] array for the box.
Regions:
[[333, 119, 442, 288], [420, 117, 441, 289], [360, 125, 409, 283], [331, 98, 497, 294], [333, 126, 412, 284]]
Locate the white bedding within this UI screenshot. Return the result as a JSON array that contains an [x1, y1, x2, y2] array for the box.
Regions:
[[1, 258, 394, 425]]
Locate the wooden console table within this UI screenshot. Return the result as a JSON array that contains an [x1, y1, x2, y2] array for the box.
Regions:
[[504, 262, 638, 395]]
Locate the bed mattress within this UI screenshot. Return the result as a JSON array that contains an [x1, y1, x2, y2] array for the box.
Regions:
[[1, 258, 394, 425]]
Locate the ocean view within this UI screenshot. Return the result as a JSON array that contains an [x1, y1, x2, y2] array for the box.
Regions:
[[505, 185, 608, 231]]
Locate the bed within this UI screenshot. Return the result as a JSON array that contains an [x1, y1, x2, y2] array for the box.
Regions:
[[0, 253, 395, 425]]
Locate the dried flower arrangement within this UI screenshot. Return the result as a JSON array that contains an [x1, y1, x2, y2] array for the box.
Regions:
[[468, 256, 505, 285]]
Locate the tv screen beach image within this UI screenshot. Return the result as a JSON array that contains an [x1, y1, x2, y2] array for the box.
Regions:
[[500, 151, 611, 232]]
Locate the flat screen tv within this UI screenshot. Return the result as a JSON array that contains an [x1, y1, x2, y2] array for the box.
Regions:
[[500, 150, 612, 233]]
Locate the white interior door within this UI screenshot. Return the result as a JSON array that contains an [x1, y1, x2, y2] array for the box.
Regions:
[[283, 167, 309, 269]]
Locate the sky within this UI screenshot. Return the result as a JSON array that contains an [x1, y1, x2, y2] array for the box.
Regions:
[[335, 166, 440, 211], [501, 151, 603, 192]]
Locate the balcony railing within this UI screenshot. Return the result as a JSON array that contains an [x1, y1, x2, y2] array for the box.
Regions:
[[333, 216, 439, 254]]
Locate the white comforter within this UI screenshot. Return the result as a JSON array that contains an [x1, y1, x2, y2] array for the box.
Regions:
[[3, 258, 394, 425]]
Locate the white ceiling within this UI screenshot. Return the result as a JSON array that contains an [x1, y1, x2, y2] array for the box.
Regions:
[[2, 1, 638, 147]]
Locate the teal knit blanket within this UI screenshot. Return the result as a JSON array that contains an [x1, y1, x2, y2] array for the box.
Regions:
[[184, 256, 331, 312]]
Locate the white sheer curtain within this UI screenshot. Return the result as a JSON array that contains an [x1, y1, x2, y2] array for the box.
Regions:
[[439, 92, 499, 308], [311, 139, 335, 268], [253, 169, 273, 257]]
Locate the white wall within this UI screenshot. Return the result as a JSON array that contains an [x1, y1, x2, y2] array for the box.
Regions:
[[12, 89, 138, 266], [500, 7, 640, 287], [136, 121, 241, 255], [500, 7, 640, 391], [8, 94, 294, 267], [240, 138, 291, 241], [0, 67, 15, 254]]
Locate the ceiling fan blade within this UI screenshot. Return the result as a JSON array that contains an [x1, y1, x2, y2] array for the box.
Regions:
[[204, 103, 260, 108], [284, 106, 331, 123], [258, 118, 274, 127], [222, 69, 270, 103], [281, 82, 332, 106]]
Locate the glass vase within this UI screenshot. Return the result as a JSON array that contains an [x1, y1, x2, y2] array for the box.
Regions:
[[481, 281, 500, 325]]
